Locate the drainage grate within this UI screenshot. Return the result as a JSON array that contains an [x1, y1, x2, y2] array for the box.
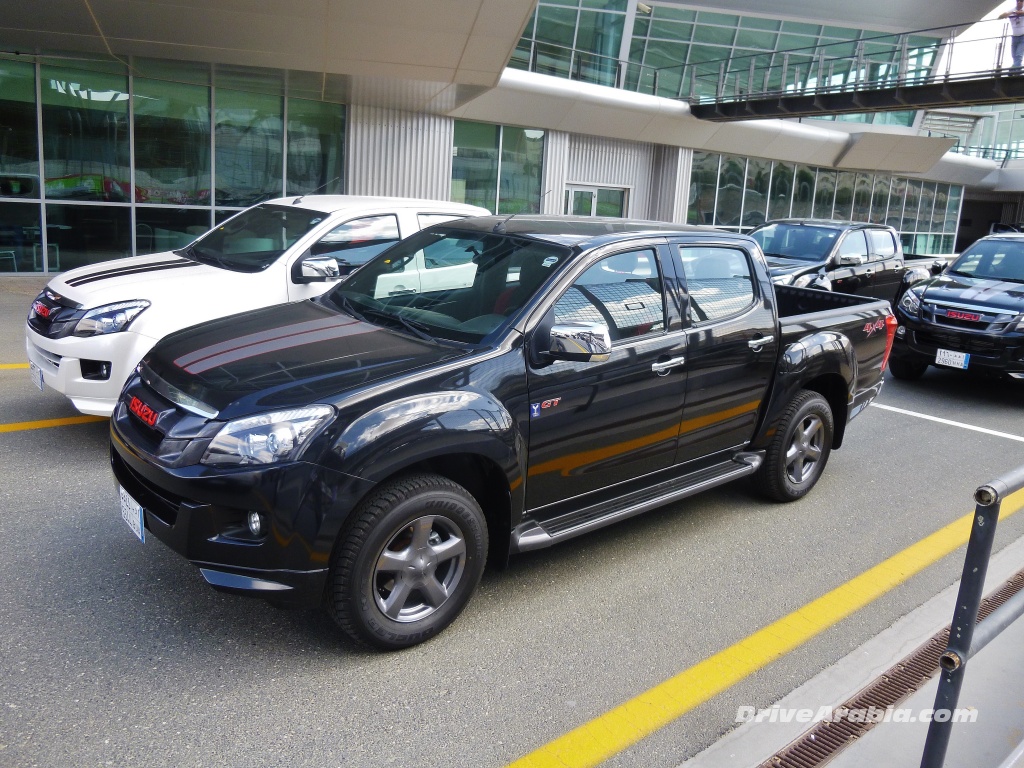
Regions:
[[758, 569, 1024, 768]]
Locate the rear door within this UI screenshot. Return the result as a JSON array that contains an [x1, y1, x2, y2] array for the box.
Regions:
[[671, 241, 778, 465], [828, 230, 877, 297], [865, 228, 905, 303], [524, 242, 688, 512]]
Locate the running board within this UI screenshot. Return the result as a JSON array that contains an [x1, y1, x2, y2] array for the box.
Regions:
[[511, 451, 764, 553]]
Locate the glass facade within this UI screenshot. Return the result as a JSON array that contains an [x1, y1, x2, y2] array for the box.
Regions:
[[687, 151, 962, 254], [0, 55, 345, 272], [451, 121, 544, 215]]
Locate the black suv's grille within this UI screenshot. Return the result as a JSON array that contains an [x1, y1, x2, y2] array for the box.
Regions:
[[915, 330, 1005, 357], [111, 450, 182, 526], [113, 376, 218, 467]]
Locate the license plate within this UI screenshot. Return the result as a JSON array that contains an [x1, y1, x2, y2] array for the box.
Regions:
[[935, 348, 970, 369], [29, 362, 44, 392], [119, 485, 145, 543]]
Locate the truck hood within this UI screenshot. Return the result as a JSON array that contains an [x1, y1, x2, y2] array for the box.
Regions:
[[918, 273, 1024, 314], [143, 298, 471, 417], [47, 252, 250, 310]]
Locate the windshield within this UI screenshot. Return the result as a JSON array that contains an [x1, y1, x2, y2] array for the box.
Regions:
[[323, 227, 571, 344], [750, 223, 840, 261], [181, 204, 328, 272], [948, 239, 1024, 283]]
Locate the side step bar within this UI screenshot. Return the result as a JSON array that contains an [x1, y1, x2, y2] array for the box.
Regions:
[[511, 451, 764, 553]]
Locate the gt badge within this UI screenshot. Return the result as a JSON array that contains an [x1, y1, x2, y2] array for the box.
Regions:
[[530, 398, 562, 418]]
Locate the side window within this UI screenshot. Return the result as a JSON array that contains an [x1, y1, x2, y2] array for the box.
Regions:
[[677, 246, 755, 324], [310, 214, 401, 266], [867, 229, 897, 257], [418, 213, 468, 229], [837, 230, 868, 259], [553, 249, 665, 342]]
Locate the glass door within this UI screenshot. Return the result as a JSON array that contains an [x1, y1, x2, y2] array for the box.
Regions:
[[564, 185, 628, 217]]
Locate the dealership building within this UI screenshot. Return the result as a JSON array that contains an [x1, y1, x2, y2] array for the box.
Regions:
[[0, 0, 1018, 274]]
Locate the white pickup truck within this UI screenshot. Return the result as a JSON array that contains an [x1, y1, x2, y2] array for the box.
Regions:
[[25, 195, 488, 415]]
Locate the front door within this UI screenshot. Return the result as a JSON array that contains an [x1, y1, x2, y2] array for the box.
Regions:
[[564, 186, 629, 217], [525, 244, 687, 513], [671, 241, 778, 465]]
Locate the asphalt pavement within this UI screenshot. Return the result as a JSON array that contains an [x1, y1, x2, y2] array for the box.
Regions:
[[2, 273, 1024, 768]]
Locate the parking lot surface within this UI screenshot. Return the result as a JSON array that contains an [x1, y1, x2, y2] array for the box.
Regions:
[[2, 275, 1023, 768]]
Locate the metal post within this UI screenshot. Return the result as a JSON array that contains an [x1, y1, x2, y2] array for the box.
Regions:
[[855, 41, 864, 90], [899, 34, 909, 85], [717, 61, 726, 100], [748, 58, 756, 96], [781, 53, 790, 93], [920, 463, 1024, 768]]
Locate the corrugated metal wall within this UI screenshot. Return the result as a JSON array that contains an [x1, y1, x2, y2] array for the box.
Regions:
[[567, 135, 657, 218], [346, 105, 453, 199], [540, 131, 570, 214], [650, 146, 692, 224]]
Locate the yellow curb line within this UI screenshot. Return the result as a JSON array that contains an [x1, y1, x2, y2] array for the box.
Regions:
[[0, 363, 30, 370], [507, 488, 1024, 768], [0, 415, 107, 433]]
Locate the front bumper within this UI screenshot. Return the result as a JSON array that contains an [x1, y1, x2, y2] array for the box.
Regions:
[[892, 313, 1024, 376], [109, 383, 373, 608], [26, 325, 158, 415]]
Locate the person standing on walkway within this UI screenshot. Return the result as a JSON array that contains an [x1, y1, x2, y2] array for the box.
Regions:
[[1000, 0, 1024, 68]]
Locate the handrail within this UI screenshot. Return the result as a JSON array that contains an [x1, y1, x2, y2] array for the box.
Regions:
[[919, 464, 1024, 768]]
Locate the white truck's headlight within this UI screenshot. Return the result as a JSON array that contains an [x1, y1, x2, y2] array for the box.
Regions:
[[201, 405, 334, 466], [73, 300, 150, 336]]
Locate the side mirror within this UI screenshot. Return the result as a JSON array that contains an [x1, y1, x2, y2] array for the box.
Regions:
[[836, 254, 867, 267], [903, 265, 932, 288], [293, 254, 341, 283], [545, 322, 612, 363], [930, 259, 946, 275]]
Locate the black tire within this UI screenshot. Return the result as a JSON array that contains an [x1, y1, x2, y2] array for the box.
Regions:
[[888, 355, 928, 380], [754, 390, 834, 502], [327, 473, 488, 650]]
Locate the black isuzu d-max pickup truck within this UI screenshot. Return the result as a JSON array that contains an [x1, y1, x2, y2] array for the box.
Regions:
[[110, 216, 896, 649]]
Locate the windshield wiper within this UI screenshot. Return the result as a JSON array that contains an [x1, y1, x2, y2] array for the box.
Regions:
[[362, 307, 436, 342], [331, 292, 368, 323]]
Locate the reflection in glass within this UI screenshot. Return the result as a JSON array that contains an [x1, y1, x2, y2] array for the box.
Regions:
[[44, 203, 131, 270], [688, 151, 719, 225], [792, 165, 815, 218], [715, 155, 745, 228], [0, 201, 42, 272], [0, 60, 40, 199], [870, 176, 892, 224], [813, 170, 836, 218], [595, 188, 625, 217], [833, 171, 856, 220], [742, 158, 770, 228], [852, 174, 872, 222], [499, 127, 544, 214], [134, 78, 210, 205], [287, 98, 345, 196], [945, 186, 962, 234], [901, 180, 922, 232], [215, 89, 283, 207], [41, 65, 131, 202], [135, 208, 212, 254], [768, 162, 794, 220], [452, 121, 499, 213]]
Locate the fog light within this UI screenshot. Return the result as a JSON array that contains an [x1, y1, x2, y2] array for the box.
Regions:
[[896, 326, 906, 337], [247, 512, 264, 536]]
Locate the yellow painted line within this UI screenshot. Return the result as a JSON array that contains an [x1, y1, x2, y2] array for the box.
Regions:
[[508, 487, 1024, 768], [0, 415, 107, 433], [0, 363, 29, 370]]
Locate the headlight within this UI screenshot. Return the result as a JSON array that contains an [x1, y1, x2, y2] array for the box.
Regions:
[[898, 289, 921, 318], [73, 300, 150, 337], [201, 405, 334, 466], [771, 274, 794, 286]]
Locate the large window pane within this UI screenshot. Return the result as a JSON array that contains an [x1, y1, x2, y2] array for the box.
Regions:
[[715, 155, 745, 228], [834, 171, 856, 220], [135, 207, 212, 254], [792, 165, 815, 218], [742, 157, 770, 228], [134, 78, 211, 205], [0, 201, 42, 273], [214, 89, 282, 208], [768, 162, 794, 219], [813, 170, 836, 218], [688, 151, 719, 225], [286, 98, 344, 196], [0, 60, 40, 200], [901, 180, 923, 232], [44, 203, 131, 270], [852, 174, 872, 221], [945, 186, 962, 234], [41, 65, 130, 202], [452, 121, 499, 213], [499, 127, 544, 214], [869, 176, 891, 224]]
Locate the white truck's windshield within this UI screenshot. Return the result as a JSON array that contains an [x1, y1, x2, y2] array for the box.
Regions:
[[182, 204, 329, 272]]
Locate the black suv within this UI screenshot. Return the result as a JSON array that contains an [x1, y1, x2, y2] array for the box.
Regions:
[[889, 233, 1024, 380], [749, 219, 905, 302]]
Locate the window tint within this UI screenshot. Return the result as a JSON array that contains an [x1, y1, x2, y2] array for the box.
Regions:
[[838, 230, 868, 259], [866, 228, 897, 257], [310, 214, 400, 266], [677, 246, 755, 323], [554, 249, 665, 342]]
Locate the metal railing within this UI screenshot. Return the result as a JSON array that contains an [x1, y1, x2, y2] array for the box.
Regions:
[[919, 464, 1024, 768], [511, 17, 1021, 106]]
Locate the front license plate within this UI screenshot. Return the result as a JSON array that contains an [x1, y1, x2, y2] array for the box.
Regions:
[[935, 348, 969, 369], [29, 362, 44, 391], [119, 485, 145, 543]]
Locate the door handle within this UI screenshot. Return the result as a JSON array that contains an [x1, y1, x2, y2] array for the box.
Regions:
[[651, 356, 686, 375], [748, 335, 774, 351]]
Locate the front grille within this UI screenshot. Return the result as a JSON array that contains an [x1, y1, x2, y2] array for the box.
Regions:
[[915, 329, 1005, 357], [27, 340, 61, 372], [111, 450, 181, 526]]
